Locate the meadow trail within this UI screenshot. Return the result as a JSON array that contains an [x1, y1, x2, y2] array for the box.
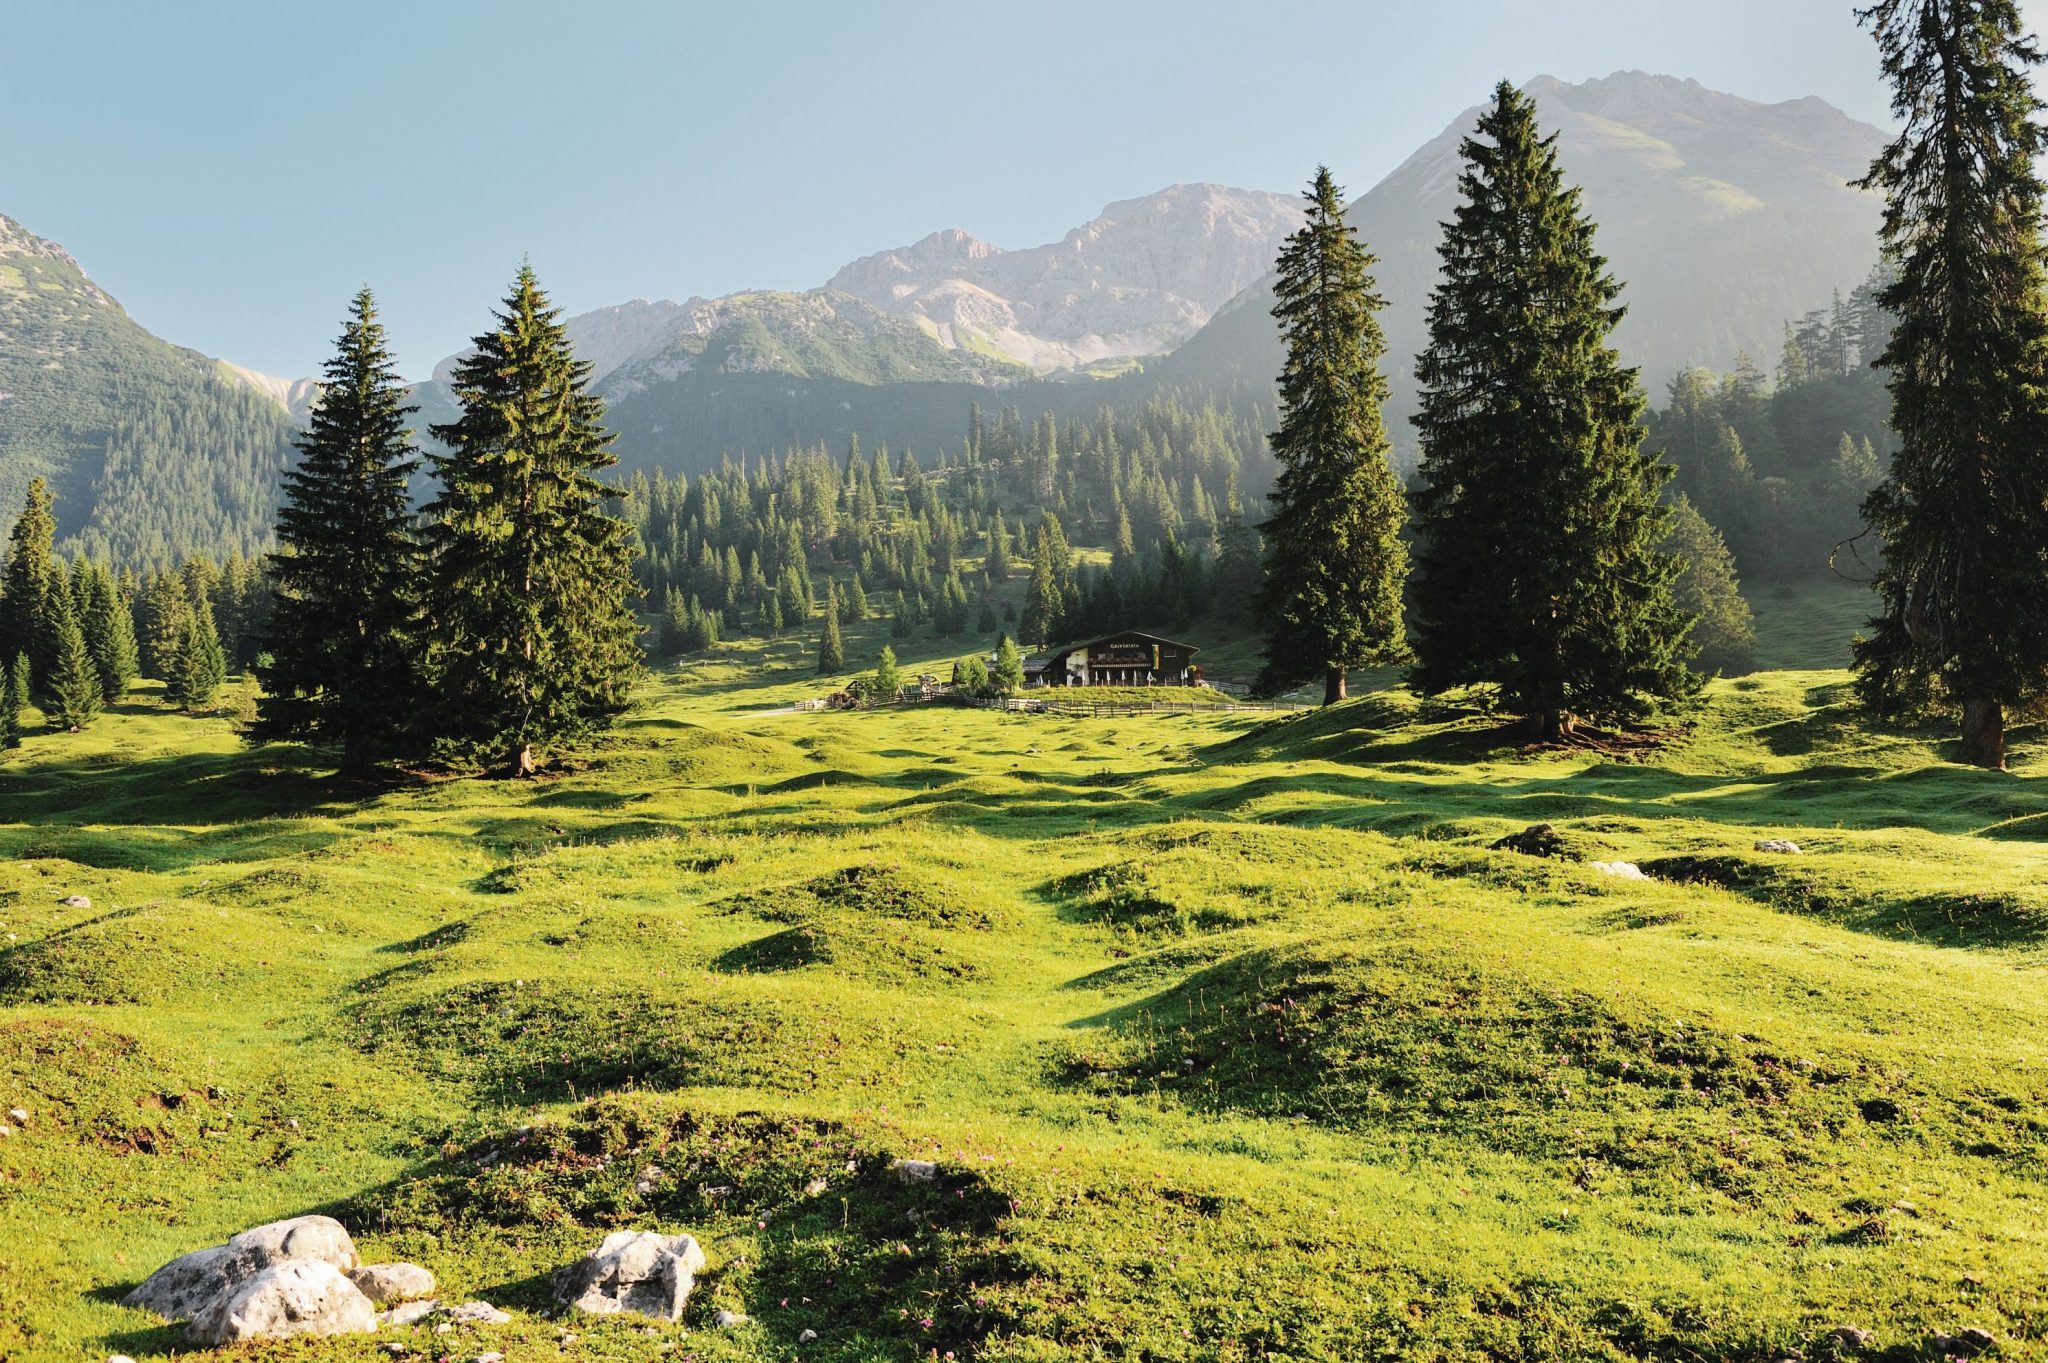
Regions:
[[2, 655, 2045, 1361]]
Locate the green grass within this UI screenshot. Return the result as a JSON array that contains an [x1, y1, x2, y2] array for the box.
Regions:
[[3, 642, 2046, 1361]]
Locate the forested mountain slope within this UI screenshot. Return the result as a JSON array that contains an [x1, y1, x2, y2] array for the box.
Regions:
[[0, 214, 298, 566]]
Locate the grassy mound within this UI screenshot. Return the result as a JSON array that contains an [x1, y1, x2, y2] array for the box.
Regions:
[[0, 903, 263, 1005]]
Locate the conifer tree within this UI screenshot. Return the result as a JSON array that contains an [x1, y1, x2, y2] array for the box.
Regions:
[[874, 644, 902, 698], [167, 595, 226, 712], [993, 634, 1025, 692], [1255, 167, 1410, 704], [1851, 0, 2048, 768], [137, 570, 190, 682], [1021, 514, 1074, 649], [1667, 497, 1756, 676], [0, 478, 58, 692], [254, 289, 423, 775], [987, 510, 1012, 578], [79, 560, 139, 703], [422, 266, 641, 775], [0, 653, 22, 749], [44, 595, 101, 732], [817, 582, 845, 674], [1410, 82, 1694, 739]]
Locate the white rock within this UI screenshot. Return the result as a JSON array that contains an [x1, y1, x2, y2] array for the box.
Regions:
[[889, 1157, 938, 1184], [713, 1308, 748, 1328], [553, 1230, 706, 1320], [800, 1327, 819, 1342], [107, 1356, 138, 1363], [124, 1214, 361, 1321], [186, 1259, 377, 1345], [350, 1262, 437, 1305], [59, 895, 91, 909], [0, 1125, 11, 1139], [1589, 861, 1651, 882], [473, 1354, 504, 1363], [442, 1300, 510, 1325], [377, 1299, 439, 1328], [6, 1106, 25, 1125], [1754, 838, 1803, 854], [802, 1176, 829, 1197]]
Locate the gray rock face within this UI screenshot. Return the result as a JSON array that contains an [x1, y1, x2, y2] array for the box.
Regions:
[[442, 1299, 511, 1325], [124, 1214, 360, 1321], [377, 1298, 439, 1328], [350, 1262, 436, 1305], [827, 185, 1306, 372], [553, 1230, 707, 1320], [186, 1259, 377, 1346]]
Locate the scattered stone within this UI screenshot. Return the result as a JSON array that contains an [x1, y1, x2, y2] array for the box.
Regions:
[[124, 1214, 361, 1322], [0, 1125, 11, 1139], [1829, 1326, 1874, 1352], [187, 1259, 377, 1346], [443, 1300, 511, 1325], [350, 1262, 436, 1305], [435, 1322, 454, 1335], [377, 1299, 439, 1329], [889, 1157, 938, 1184], [1491, 823, 1570, 858], [802, 1175, 830, 1197], [380, 1346, 409, 1358], [554, 1230, 706, 1320], [472, 1354, 504, 1363], [1755, 838, 1803, 854], [799, 1327, 819, 1343], [1589, 861, 1650, 882], [6, 1106, 25, 1125], [59, 894, 91, 908], [713, 1309, 748, 1328], [108, 1356, 138, 1363]]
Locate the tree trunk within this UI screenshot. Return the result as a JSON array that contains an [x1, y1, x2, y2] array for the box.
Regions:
[[1532, 709, 1575, 743], [1323, 668, 1347, 706], [512, 742, 536, 778], [1960, 699, 2006, 770]]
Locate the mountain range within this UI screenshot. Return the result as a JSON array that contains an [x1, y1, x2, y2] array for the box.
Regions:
[[0, 70, 1890, 560]]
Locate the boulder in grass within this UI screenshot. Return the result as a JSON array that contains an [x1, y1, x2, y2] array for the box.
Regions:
[[186, 1259, 376, 1346], [1490, 824, 1572, 859], [350, 1263, 436, 1306], [59, 895, 91, 909], [1589, 861, 1650, 882], [442, 1300, 511, 1325], [124, 1215, 360, 1322], [889, 1157, 938, 1184], [1754, 838, 1803, 854], [553, 1230, 707, 1321], [378, 1299, 439, 1328]]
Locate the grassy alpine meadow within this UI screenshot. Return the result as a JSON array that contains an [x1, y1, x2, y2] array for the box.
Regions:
[[3, 617, 2046, 1363]]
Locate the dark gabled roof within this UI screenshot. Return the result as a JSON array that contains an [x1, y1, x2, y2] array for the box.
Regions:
[[1041, 630, 1200, 659]]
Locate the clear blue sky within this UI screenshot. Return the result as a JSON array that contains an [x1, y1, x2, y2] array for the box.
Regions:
[[5, 1, 2035, 380]]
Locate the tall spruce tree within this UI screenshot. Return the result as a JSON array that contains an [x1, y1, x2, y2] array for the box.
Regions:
[[0, 653, 23, 749], [423, 266, 642, 775], [0, 478, 58, 693], [1410, 82, 1694, 740], [254, 289, 424, 774], [1255, 166, 1409, 704], [44, 594, 101, 732], [1851, 0, 2048, 768], [79, 559, 139, 703], [166, 595, 227, 712], [1021, 514, 1074, 649], [817, 582, 845, 674]]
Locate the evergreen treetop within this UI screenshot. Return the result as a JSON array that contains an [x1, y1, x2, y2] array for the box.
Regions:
[[1410, 81, 1694, 739], [1850, 0, 2048, 768], [422, 265, 642, 775], [1254, 165, 1409, 704]]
